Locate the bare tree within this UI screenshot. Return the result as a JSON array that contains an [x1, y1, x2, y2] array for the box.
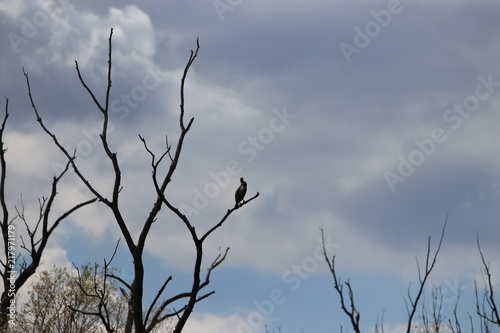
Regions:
[[321, 226, 361, 333], [446, 289, 462, 333], [321, 218, 447, 333], [0, 97, 96, 330], [404, 218, 447, 333], [23, 28, 258, 333], [375, 310, 386, 333], [475, 235, 500, 329], [418, 285, 445, 333]]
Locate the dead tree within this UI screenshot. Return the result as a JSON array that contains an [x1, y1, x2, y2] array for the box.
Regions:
[[404, 217, 447, 333], [447, 291, 463, 333], [321, 218, 447, 333], [0, 98, 96, 329], [321, 226, 361, 333], [24, 28, 258, 333], [419, 286, 445, 333], [475, 235, 500, 329]]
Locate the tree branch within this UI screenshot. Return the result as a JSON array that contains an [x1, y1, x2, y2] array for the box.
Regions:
[[405, 215, 447, 333], [475, 234, 500, 327], [0, 97, 96, 328], [321, 226, 361, 333]]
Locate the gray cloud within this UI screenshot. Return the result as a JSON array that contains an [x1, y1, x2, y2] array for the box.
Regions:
[[2, 0, 500, 330]]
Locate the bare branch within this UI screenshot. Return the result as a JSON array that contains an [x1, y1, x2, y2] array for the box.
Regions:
[[448, 290, 462, 333], [405, 215, 448, 333], [23, 68, 110, 206], [144, 275, 172, 328], [18, 29, 259, 333], [201, 192, 260, 243], [69, 244, 123, 333], [0, 96, 96, 326], [375, 310, 386, 333], [179, 37, 199, 131], [321, 226, 361, 333], [475, 234, 500, 327], [0, 97, 9, 240]]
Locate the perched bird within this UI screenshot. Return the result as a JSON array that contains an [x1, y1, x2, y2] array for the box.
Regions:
[[234, 177, 247, 208]]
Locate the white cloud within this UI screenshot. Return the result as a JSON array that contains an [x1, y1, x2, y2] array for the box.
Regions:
[[182, 313, 253, 333], [11, 0, 156, 78], [11, 247, 72, 306], [3, 1, 500, 331], [38, 246, 73, 271], [0, 0, 27, 20], [4, 129, 59, 179]]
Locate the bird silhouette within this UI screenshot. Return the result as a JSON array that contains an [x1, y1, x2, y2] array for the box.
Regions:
[[234, 177, 247, 208]]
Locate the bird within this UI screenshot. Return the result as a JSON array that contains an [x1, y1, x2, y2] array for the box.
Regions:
[[234, 177, 247, 208]]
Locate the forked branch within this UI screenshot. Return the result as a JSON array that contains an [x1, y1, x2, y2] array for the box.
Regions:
[[475, 234, 500, 327], [321, 226, 361, 333], [0, 96, 96, 328], [405, 216, 447, 333]]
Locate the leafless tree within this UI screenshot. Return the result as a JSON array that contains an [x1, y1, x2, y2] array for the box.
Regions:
[[374, 310, 386, 333], [0, 97, 96, 329], [321, 226, 361, 333], [475, 235, 500, 330], [321, 218, 447, 333], [418, 285, 445, 333], [23, 28, 258, 333], [404, 218, 447, 333], [447, 289, 463, 333]]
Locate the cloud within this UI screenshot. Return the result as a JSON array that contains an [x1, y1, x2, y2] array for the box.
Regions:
[[182, 313, 250, 333], [3, 1, 500, 331], [38, 246, 73, 272], [11, 246, 72, 306], [4, 0, 155, 71]]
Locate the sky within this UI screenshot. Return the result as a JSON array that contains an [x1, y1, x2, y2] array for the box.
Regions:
[[1, 0, 500, 332]]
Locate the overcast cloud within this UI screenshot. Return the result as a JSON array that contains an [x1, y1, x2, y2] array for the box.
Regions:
[[2, 0, 500, 331]]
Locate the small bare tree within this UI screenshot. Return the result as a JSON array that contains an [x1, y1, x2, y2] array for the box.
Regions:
[[24, 28, 258, 333], [418, 286, 445, 333], [475, 235, 500, 330], [321, 218, 447, 333], [404, 218, 447, 333], [0, 98, 96, 330], [321, 226, 361, 333]]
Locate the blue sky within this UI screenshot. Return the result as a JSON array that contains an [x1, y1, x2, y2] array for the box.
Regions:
[[2, 0, 500, 332]]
